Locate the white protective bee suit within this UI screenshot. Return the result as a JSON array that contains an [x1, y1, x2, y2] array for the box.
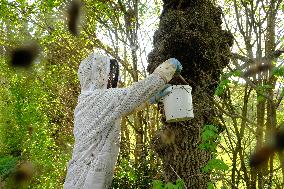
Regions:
[[63, 53, 177, 189]]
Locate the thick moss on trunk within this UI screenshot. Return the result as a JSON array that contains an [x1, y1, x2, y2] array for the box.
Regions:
[[148, 0, 233, 187]]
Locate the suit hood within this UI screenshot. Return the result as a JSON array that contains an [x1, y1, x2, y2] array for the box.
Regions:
[[78, 53, 110, 93]]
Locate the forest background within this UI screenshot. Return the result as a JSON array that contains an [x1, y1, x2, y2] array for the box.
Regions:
[[0, 0, 283, 188]]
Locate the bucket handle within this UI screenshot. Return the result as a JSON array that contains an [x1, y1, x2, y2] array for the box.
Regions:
[[180, 85, 191, 94]]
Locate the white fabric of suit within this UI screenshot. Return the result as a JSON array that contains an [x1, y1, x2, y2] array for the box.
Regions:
[[63, 53, 177, 189]]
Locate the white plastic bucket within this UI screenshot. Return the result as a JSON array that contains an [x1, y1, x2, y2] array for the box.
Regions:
[[162, 85, 194, 122]]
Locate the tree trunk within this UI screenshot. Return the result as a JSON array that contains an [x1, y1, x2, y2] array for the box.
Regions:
[[120, 117, 130, 160], [264, 0, 277, 187], [134, 111, 144, 163], [147, 0, 233, 187]]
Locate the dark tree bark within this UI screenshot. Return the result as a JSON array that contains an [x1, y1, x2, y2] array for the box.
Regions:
[[147, 0, 233, 187]]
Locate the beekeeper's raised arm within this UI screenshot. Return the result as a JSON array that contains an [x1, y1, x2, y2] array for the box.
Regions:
[[113, 58, 183, 117]]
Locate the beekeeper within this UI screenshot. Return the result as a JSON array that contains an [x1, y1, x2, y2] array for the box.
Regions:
[[63, 52, 182, 189]]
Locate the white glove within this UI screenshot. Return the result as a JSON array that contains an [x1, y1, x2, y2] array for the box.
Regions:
[[153, 58, 182, 83]]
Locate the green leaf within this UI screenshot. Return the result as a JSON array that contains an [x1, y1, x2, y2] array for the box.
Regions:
[[0, 156, 18, 178], [272, 66, 284, 77], [256, 85, 268, 103], [152, 179, 185, 189], [199, 125, 219, 151], [201, 125, 219, 141], [202, 158, 229, 173], [176, 179, 185, 189], [232, 70, 242, 77], [153, 180, 164, 189], [215, 79, 230, 96], [208, 182, 215, 189], [164, 182, 176, 189]]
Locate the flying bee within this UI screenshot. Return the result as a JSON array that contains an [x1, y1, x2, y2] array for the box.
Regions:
[[161, 128, 175, 145], [13, 161, 34, 185], [10, 42, 39, 68], [273, 123, 284, 150], [249, 145, 275, 168], [67, 0, 81, 36], [242, 63, 272, 78], [249, 123, 284, 168]]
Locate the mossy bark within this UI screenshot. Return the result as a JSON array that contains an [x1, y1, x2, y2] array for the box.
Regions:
[[148, 0, 233, 187]]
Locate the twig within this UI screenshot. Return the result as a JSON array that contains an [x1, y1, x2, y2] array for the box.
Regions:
[[178, 75, 189, 85], [169, 164, 188, 189]]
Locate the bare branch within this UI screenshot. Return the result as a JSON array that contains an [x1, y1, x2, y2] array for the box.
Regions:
[[233, 0, 245, 38]]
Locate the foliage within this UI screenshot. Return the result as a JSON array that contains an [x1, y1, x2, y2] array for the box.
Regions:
[[215, 78, 230, 97], [215, 70, 241, 96], [218, 0, 284, 187], [112, 156, 159, 189], [152, 178, 185, 189], [272, 66, 284, 77], [0, 156, 18, 179], [199, 125, 220, 152], [199, 125, 228, 189], [0, 63, 70, 187], [0, 0, 76, 187], [202, 158, 229, 173], [207, 182, 215, 189]]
